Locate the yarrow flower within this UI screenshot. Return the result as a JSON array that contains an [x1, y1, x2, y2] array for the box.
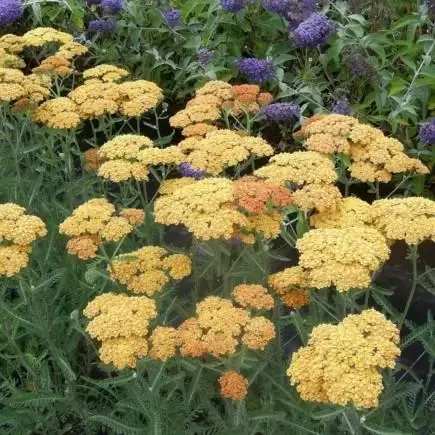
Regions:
[[197, 48, 213, 67], [261, 102, 300, 122], [419, 118, 435, 144], [219, 371, 248, 401], [331, 97, 352, 115], [0, 203, 47, 277], [235, 58, 276, 83], [162, 8, 181, 27], [109, 246, 192, 295], [220, 0, 253, 12], [0, 0, 24, 26], [293, 13, 333, 48], [101, 0, 123, 14], [87, 18, 117, 34], [232, 284, 275, 310], [288, 309, 400, 409]]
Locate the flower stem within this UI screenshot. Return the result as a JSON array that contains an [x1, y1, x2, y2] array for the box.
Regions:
[[399, 244, 419, 330]]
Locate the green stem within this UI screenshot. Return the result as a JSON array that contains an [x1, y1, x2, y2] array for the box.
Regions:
[[399, 244, 419, 330]]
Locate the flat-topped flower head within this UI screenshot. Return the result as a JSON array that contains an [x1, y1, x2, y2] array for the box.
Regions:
[[254, 151, 337, 186], [232, 284, 274, 310], [297, 227, 390, 291], [292, 184, 342, 212], [59, 198, 141, 259], [109, 246, 192, 295], [288, 309, 400, 409], [371, 197, 435, 245], [83, 64, 129, 82], [32, 97, 80, 129], [149, 326, 179, 361], [0, 203, 47, 277]]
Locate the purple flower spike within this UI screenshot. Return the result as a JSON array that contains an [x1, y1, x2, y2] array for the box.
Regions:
[[235, 58, 276, 83], [419, 118, 435, 144], [87, 18, 117, 33], [346, 53, 375, 79], [332, 98, 352, 115], [101, 0, 123, 14], [197, 48, 214, 67], [179, 163, 205, 179], [261, 103, 300, 122], [293, 13, 332, 48], [0, 0, 24, 26], [220, 0, 254, 12], [163, 8, 181, 27]]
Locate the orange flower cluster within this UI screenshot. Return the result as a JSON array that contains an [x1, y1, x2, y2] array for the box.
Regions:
[[232, 284, 275, 310], [0, 203, 47, 277], [109, 246, 192, 295], [177, 296, 275, 358], [170, 81, 273, 138], [59, 199, 144, 259], [297, 114, 429, 183], [218, 371, 249, 401], [155, 177, 290, 243]]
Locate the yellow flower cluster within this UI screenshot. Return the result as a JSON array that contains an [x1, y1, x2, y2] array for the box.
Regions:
[[255, 151, 342, 212], [156, 177, 290, 242], [232, 284, 275, 310], [310, 197, 373, 229], [83, 65, 129, 83], [297, 227, 390, 291], [149, 326, 179, 361], [155, 178, 247, 240], [83, 293, 157, 369], [0, 48, 25, 69], [170, 81, 273, 138], [268, 266, 310, 309], [371, 197, 435, 245], [109, 246, 192, 295], [177, 130, 274, 175], [0, 68, 51, 105], [97, 134, 184, 182], [59, 199, 143, 259], [288, 309, 400, 409], [32, 55, 73, 77], [218, 371, 248, 401], [177, 296, 275, 358], [0, 203, 47, 277], [32, 97, 81, 129], [298, 114, 429, 182]]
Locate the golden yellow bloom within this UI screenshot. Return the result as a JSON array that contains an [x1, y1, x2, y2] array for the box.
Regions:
[[0, 68, 28, 101], [68, 81, 120, 119], [32, 56, 73, 76], [136, 146, 184, 166], [298, 114, 429, 182], [109, 246, 191, 295], [254, 151, 337, 186], [0, 245, 29, 277], [281, 290, 310, 309], [241, 210, 283, 240], [232, 284, 274, 310], [177, 130, 273, 175], [55, 41, 88, 60], [22, 27, 74, 48], [66, 235, 99, 260], [32, 97, 81, 129], [83, 64, 129, 82], [310, 197, 372, 229], [99, 135, 153, 159], [83, 293, 157, 341], [218, 371, 248, 401], [241, 317, 276, 350], [158, 178, 197, 196], [149, 326, 179, 361], [292, 184, 342, 212], [98, 160, 150, 182], [99, 336, 148, 369], [297, 227, 390, 291], [155, 178, 248, 240], [120, 208, 145, 225], [170, 102, 221, 128], [202, 331, 238, 357], [0, 50, 25, 69], [288, 309, 400, 409], [371, 197, 435, 245], [0, 34, 26, 54], [59, 198, 138, 258], [196, 80, 234, 104], [117, 80, 164, 116]]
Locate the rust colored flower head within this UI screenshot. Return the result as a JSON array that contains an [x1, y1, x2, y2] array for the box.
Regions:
[[219, 371, 248, 401]]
